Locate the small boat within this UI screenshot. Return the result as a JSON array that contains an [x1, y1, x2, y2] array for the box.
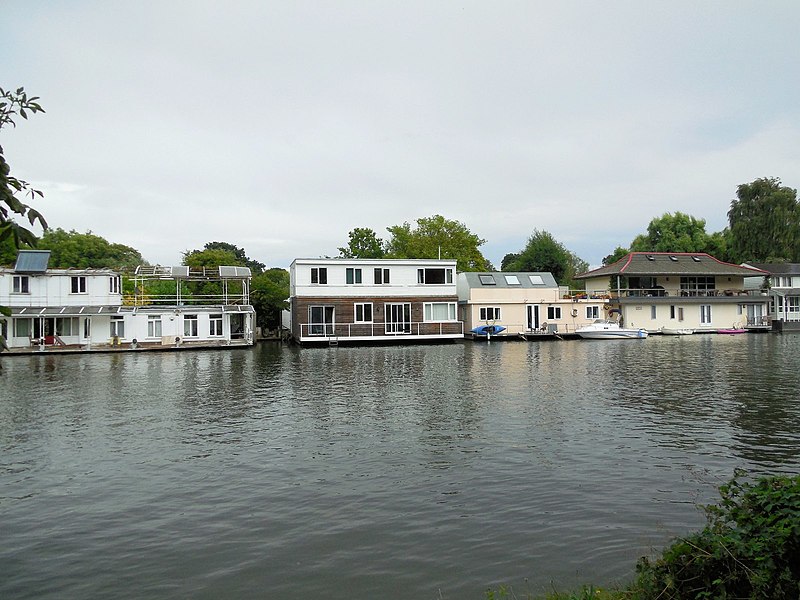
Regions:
[[660, 327, 694, 335], [576, 319, 648, 339], [717, 328, 747, 335], [471, 324, 506, 336]]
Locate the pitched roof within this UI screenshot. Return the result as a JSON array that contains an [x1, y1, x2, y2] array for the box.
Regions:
[[745, 263, 800, 276], [575, 252, 767, 279]]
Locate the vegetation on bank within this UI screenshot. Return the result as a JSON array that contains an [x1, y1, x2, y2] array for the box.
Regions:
[[485, 472, 800, 600]]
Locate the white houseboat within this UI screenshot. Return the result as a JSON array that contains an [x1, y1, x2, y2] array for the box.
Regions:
[[1, 250, 254, 352]]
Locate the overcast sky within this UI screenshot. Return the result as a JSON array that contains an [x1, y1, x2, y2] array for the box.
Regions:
[[3, 1, 799, 269]]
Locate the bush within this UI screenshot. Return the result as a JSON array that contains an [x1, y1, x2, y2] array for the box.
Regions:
[[632, 471, 800, 599]]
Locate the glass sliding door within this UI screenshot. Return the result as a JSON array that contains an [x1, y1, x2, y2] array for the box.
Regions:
[[309, 306, 335, 335], [385, 303, 411, 334]]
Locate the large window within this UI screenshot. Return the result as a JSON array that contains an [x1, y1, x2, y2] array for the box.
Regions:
[[586, 306, 599, 319], [148, 315, 162, 338], [110, 316, 125, 338], [184, 314, 198, 337], [479, 307, 501, 321], [209, 314, 223, 336], [12, 275, 30, 294], [681, 276, 715, 295], [700, 304, 712, 324], [309, 306, 335, 335], [547, 306, 562, 320], [346, 268, 362, 285], [71, 276, 87, 294], [424, 302, 456, 321], [374, 268, 390, 284], [14, 318, 31, 337], [55, 317, 78, 336], [417, 268, 453, 285], [310, 267, 327, 285], [354, 303, 373, 323]]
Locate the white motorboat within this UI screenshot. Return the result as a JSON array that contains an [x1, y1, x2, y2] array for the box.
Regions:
[[576, 319, 648, 339], [660, 327, 694, 335]]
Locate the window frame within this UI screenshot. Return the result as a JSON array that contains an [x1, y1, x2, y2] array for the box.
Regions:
[[424, 302, 457, 322], [479, 307, 501, 321], [147, 315, 162, 338], [71, 276, 87, 294], [374, 268, 390, 285], [183, 314, 199, 337], [345, 268, 363, 285], [310, 267, 328, 285], [354, 302, 373, 323], [209, 314, 223, 336], [12, 275, 30, 294], [547, 306, 562, 320]]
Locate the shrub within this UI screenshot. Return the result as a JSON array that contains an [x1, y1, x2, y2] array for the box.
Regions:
[[632, 470, 800, 599]]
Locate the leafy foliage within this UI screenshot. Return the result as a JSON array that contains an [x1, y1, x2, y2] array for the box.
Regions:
[[201, 241, 265, 273], [251, 268, 290, 330], [338, 227, 385, 259], [602, 246, 630, 266], [629, 212, 711, 254], [0, 86, 47, 248], [728, 177, 800, 263], [385, 214, 492, 271], [36, 228, 144, 270], [503, 230, 587, 286], [633, 471, 800, 600]]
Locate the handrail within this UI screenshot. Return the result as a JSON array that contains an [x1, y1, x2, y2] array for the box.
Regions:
[[300, 321, 464, 338]]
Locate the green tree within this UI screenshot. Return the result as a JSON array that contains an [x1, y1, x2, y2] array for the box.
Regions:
[[503, 230, 585, 286], [1, 86, 47, 249], [705, 228, 733, 263], [728, 177, 800, 263], [251, 268, 289, 331], [202, 241, 265, 274], [500, 252, 520, 271], [338, 227, 385, 258], [602, 246, 629, 266], [38, 228, 144, 270], [385, 214, 491, 271], [629, 212, 710, 253]]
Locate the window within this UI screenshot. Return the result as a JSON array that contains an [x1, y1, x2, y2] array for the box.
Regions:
[[71, 276, 87, 294], [309, 306, 335, 335], [209, 314, 223, 336], [586, 306, 599, 319], [680, 276, 715, 295], [424, 302, 456, 321], [651, 305, 657, 320], [109, 276, 120, 294], [14, 318, 31, 337], [528, 275, 544, 285], [148, 315, 162, 338], [700, 304, 712, 324], [12, 275, 30, 294], [478, 275, 496, 285], [479, 307, 501, 321], [346, 268, 362, 285], [374, 268, 390, 284], [354, 303, 373, 323], [504, 275, 520, 285], [84, 318, 91, 338], [678, 307, 684, 321], [310, 267, 327, 285], [110, 316, 125, 338], [418, 268, 453, 284], [184, 314, 198, 337], [55, 317, 78, 336], [670, 305, 675, 319], [547, 306, 562, 320]]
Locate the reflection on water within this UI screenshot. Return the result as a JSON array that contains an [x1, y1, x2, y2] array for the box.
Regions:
[[1, 334, 799, 599]]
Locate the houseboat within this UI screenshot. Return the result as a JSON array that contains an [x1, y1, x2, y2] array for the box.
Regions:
[[288, 258, 463, 344], [1, 250, 254, 353]]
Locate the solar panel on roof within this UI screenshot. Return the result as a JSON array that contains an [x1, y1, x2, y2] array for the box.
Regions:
[[14, 250, 50, 273]]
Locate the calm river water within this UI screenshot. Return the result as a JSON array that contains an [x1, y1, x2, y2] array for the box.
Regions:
[[2, 334, 800, 599]]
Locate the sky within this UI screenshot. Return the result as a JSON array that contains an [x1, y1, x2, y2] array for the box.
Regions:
[[3, 1, 799, 270]]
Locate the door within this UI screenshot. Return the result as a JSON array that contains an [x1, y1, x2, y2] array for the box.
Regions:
[[527, 305, 540, 330], [308, 306, 334, 336], [385, 303, 411, 334]]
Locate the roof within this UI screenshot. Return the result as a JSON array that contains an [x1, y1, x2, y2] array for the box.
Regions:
[[575, 253, 768, 279], [14, 250, 51, 273], [745, 263, 800, 276], [11, 305, 123, 316], [460, 271, 558, 289]]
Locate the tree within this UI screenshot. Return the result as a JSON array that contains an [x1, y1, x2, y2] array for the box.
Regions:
[[202, 241, 265, 274], [503, 230, 585, 285], [728, 177, 800, 263], [500, 252, 520, 271], [251, 268, 290, 331], [37, 228, 144, 270], [629, 212, 711, 254], [1, 86, 47, 249], [602, 246, 629, 266], [384, 214, 492, 271], [338, 227, 385, 259]]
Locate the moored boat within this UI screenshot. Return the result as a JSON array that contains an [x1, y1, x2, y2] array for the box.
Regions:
[[471, 324, 506, 336], [717, 328, 747, 335], [576, 319, 648, 339], [660, 327, 694, 335]]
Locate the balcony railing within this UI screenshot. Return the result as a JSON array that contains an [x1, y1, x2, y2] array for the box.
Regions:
[[612, 288, 768, 299], [300, 321, 464, 338]]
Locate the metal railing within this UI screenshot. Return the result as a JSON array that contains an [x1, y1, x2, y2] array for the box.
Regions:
[[300, 321, 464, 338]]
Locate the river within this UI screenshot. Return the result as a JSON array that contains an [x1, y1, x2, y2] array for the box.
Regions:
[[2, 334, 799, 599]]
